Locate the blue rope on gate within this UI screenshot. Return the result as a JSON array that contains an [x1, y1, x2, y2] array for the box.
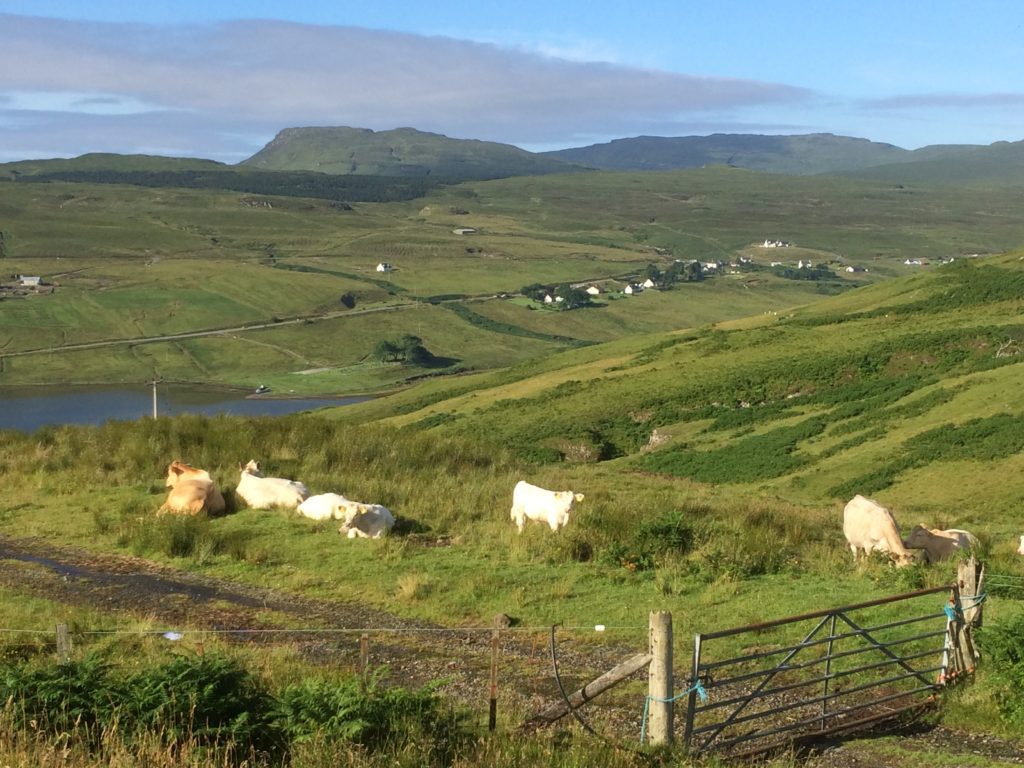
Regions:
[[639, 679, 708, 744], [942, 593, 983, 626]]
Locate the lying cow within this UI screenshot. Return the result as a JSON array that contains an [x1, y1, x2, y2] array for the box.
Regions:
[[338, 501, 395, 539], [905, 525, 980, 563], [842, 495, 916, 567], [510, 480, 584, 533], [235, 460, 309, 510], [159, 460, 225, 516], [297, 492, 349, 522]]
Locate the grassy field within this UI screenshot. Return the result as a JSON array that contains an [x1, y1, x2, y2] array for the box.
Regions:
[[5, 168, 1024, 391], [2, 170, 1024, 764]]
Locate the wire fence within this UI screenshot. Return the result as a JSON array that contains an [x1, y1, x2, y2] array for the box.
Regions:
[[0, 620, 654, 738]]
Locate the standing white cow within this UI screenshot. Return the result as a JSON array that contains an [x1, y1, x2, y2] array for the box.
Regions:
[[1017, 535, 1024, 556], [297, 492, 349, 521], [235, 460, 309, 510], [904, 525, 980, 563], [510, 480, 584, 533], [842, 495, 916, 567], [338, 501, 395, 539]]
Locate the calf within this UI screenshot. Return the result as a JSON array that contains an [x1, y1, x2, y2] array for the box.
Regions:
[[338, 501, 395, 539], [905, 525, 979, 563], [510, 480, 584, 533]]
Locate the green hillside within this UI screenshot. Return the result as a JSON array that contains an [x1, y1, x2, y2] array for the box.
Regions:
[[5, 166, 1024, 393], [541, 132, 947, 174], [241, 126, 582, 179], [338, 251, 1024, 518], [844, 139, 1024, 185], [0, 153, 226, 178]]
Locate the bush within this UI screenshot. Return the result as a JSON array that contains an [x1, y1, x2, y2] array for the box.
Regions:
[[977, 611, 1024, 725], [274, 671, 468, 761], [0, 652, 470, 764], [600, 509, 695, 572]]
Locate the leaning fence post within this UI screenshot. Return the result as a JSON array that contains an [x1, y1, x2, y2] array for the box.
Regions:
[[648, 611, 674, 745], [55, 622, 72, 663]]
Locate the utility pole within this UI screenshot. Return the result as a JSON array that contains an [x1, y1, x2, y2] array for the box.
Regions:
[[149, 377, 160, 419]]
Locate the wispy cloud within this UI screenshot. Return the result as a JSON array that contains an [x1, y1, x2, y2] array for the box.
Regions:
[[864, 92, 1024, 109], [0, 14, 813, 161]]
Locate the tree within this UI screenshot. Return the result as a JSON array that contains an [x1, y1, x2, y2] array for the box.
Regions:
[[373, 340, 401, 362], [520, 283, 549, 302], [556, 286, 592, 310], [339, 292, 356, 308]]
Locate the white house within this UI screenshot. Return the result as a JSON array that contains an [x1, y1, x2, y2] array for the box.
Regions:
[[623, 283, 642, 295], [798, 259, 813, 269], [452, 227, 477, 235], [642, 278, 656, 289], [19, 275, 41, 287], [585, 285, 601, 296], [543, 294, 555, 304], [376, 262, 393, 273]]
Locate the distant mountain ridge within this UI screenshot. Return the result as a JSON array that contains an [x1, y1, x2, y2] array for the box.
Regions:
[[540, 133, 909, 174], [4, 128, 1023, 186], [239, 126, 583, 180]]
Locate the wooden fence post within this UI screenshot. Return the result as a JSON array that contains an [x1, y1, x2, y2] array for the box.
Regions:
[[359, 632, 370, 683], [489, 620, 501, 732], [55, 623, 71, 663], [956, 557, 985, 673], [648, 611, 674, 745]]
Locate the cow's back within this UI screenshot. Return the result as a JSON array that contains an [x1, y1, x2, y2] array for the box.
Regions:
[[843, 495, 899, 550]]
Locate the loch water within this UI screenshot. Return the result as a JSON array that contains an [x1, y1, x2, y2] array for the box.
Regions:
[[0, 384, 369, 432]]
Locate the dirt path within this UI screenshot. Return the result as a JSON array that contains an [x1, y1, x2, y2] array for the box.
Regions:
[[0, 535, 640, 732], [0, 536, 1021, 763]]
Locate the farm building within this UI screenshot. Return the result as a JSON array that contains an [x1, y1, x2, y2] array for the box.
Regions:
[[376, 262, 393, 273]]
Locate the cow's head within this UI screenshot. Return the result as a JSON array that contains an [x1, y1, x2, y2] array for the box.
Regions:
[[894, 549, 924, 568], [573, 493, 585, 503], [337, 502, 371, 532], [241, 460, 261, 476], [904, 524, 931, 549], [165, 461, 189, 487]]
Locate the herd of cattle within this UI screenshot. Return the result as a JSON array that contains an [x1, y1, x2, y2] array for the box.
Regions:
[[161, 461, 1024, 559], [160, 460, 394, 538]]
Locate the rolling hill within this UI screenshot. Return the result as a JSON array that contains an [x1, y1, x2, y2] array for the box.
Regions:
[[240, 126, 583, 179], [337, 250, 1024, 517], [540, 133, 922, 174], [843, 139, 1024, 185]]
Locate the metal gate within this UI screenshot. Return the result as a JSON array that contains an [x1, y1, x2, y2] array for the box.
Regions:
[[682, 584, 958, 756]]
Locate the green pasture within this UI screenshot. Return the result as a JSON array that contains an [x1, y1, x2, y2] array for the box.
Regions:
[[5, 166, 1024, 393]]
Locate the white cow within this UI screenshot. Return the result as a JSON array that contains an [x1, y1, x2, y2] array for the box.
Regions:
[[905, 525, 980, 563], [510, 480, 584, 533], [297, 492, 349, 521], [338, 501, 395, 539], [235, 460, 309, 510], [842, 495, 916, 567], [1017, 535, 1024, 556]]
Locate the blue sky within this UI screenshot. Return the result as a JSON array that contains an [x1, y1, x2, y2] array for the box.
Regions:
[[2, 1, 1023, 162]]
